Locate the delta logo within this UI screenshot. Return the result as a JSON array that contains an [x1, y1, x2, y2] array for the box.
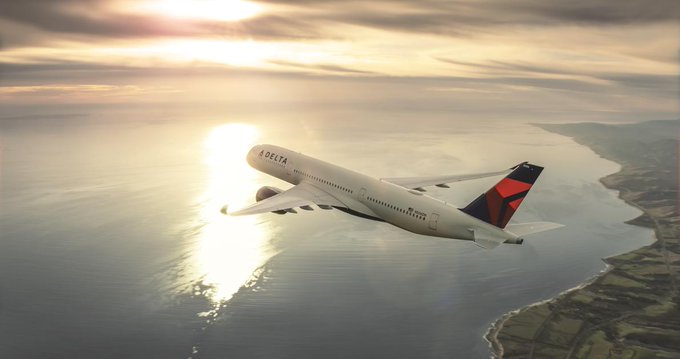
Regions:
[[259, 150, 287, 164]]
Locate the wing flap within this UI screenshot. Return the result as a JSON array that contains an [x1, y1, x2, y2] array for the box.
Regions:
[[227, 194, 311, 216]]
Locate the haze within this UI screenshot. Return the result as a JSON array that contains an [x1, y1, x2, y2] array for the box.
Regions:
[[1, 0, 678, 122]]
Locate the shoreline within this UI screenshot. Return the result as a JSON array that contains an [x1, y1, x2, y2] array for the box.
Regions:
[[484, 165, 654, 357], [485, 262, 616, 358], [485, 120, 678, 358]]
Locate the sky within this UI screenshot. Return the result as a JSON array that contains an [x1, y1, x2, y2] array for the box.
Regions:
[[0, 0, 678, 122]]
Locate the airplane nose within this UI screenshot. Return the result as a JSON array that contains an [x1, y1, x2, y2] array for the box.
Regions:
[[246, 145, 259, 166]]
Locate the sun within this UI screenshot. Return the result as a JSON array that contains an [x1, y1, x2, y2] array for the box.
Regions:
[[136, 0, 262, 22]]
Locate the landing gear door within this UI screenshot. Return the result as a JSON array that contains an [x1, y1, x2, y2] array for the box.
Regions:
[[429, 213, 439, 230]]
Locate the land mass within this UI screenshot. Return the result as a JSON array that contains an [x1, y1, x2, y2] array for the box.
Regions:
[[487, 120, 680, 358]]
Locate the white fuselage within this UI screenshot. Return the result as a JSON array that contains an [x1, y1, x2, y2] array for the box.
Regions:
[[247, 144, 519, 242]]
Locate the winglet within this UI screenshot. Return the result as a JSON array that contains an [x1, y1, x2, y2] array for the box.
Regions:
[[510, 161, 529, 170], [220, 205, 228, 215]]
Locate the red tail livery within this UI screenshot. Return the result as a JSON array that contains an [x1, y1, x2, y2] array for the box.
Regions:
[[461, 162, 543, 228]]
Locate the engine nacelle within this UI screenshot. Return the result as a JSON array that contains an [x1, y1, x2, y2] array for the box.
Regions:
[[255, 186, 288, 214], [256, 186, 282, 201]]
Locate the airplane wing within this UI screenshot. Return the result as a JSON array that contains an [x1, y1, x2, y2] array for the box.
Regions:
[[225, 182, 346, 216], [381, 162, 525, 191]]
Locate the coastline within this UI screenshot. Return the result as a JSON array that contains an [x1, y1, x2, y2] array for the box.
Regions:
[[486, 120, 679, 358], [485, 263, 615, 358]]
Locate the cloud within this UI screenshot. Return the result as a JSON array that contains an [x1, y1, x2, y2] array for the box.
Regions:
[[1, 59, 672, 105], [0, 84, 182, 105], [2, 0, 678, 47], [1, 1, 180, 38], [0, 1, 325, 46], [509, 0, 680, 24], [269, 60, 376, 75], [435, 57, 678, 95], [599, 73, 679, 93], [258, 0, 680, 36], [436, 58, 577, 77], [0, 0, 676, 123]]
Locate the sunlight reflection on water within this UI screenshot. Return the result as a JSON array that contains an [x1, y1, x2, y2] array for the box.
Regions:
[[195, 123, 275, 303]]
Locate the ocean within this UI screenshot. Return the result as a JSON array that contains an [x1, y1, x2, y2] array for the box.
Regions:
[[0, 113, 653, 358]]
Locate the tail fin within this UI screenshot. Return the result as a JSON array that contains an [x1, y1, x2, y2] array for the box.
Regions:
[[460, 162, 543, 228]]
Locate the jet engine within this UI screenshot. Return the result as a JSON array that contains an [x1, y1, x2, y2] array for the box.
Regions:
[[256, 186, 282, 202], [255, 186, 295, 214]]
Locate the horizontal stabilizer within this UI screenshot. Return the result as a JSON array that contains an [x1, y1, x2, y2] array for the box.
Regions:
[[505, 222, 564, 237]]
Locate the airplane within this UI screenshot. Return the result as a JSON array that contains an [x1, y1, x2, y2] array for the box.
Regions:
[[221, 144, 563, 249]]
